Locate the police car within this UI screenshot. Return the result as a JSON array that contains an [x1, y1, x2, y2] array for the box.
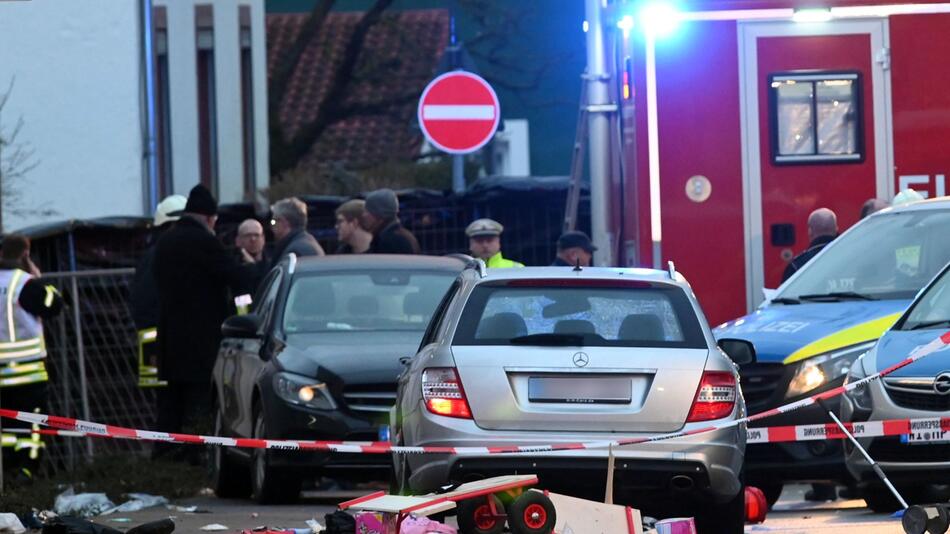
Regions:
[[715, 197, 950, 505]]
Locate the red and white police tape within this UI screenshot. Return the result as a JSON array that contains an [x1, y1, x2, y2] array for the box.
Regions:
[[2, 330, 948, 455]]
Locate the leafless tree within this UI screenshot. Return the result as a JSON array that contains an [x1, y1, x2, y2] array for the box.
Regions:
[[0, 78, 53, 232]]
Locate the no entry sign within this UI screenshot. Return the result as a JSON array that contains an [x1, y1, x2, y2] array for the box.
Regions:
[[418, 70, 500, 154]]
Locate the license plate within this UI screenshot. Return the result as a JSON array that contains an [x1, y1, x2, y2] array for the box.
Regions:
[[378, 425, 390, 442], [528, 376, 632, 404], [900, 430, 950, 444]]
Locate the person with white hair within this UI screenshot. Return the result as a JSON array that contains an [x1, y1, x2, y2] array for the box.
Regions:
[[269, 197, 324, 268], [781, 207, 838, 283]]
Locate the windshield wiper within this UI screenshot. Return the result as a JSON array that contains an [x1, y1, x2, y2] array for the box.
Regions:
[[770, 297, 801, 305], [509, 333, 587, 346], [798, 291, 878, 302], [906, 319, 950, 330]]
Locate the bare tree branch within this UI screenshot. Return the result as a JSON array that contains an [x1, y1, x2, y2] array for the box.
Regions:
[[272, 0, 397, 177], [269, 0, 336, 173]]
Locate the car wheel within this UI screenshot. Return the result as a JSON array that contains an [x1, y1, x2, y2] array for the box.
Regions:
[[507, 491, 557, 534], [758, 482, 784, 509], [696, 486, 745, 534], [210, 403, 250, 498], [457, 495, 506, 534], [250, 406, 301, 504], [861, 483, 929, 514], [389, 453, 411, 496]]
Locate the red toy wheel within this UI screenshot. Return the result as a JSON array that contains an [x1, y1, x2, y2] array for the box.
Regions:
[[508, 492, 557, 534], [457, 495, 505, 534]]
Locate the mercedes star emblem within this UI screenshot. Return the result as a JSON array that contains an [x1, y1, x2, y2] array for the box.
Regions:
[[573, 352, 590, 367]]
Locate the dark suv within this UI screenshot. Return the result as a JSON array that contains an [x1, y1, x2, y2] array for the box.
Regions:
[[210, 254, 464, 503]]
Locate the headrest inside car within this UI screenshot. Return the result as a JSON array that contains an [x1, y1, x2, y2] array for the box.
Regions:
[[477, 312, 528, 339], [618, 314, 665, 341]]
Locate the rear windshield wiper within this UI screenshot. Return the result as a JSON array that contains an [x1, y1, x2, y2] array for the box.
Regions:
[[798, 291, 878, 302], [770, 297, 800, 305], [509, 333, 587, 346], [906, 319, 950, 330]]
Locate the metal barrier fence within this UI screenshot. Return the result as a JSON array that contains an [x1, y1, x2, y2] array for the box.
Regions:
[[40, 269, 155, 475]]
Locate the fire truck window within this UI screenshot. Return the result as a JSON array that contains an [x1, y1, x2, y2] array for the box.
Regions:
[[770, 73, 861, 164], [775, 81, 815, 156]]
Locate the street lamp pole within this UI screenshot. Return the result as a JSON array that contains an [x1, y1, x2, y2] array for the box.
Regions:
[[585, 0, 615, 267]]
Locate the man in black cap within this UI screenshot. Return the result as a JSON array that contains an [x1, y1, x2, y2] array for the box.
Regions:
[[152, 185, 251, 458], [361, 188, 420, 254], [552, 231, 596, 267]]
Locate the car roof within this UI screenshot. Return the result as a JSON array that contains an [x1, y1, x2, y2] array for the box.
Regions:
[[291, 254, 467, 273], [877, 195, 950, 214], [465, 266, 689, 288]]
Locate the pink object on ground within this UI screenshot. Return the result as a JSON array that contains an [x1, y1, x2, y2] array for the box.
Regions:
[[399, 515, 457, 534], [654, 517, 697, 534]]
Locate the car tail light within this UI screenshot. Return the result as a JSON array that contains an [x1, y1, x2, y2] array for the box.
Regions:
[[686, 371, 737, 422], [422, 368, 472, 419]]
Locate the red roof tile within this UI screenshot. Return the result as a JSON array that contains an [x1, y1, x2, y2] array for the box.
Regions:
[[267, 9, 450, 174]]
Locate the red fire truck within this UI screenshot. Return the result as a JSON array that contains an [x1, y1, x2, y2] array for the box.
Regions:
[[603, 0, 950, 325]]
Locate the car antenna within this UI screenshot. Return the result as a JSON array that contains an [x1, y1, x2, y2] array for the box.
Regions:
[[573, 258, 583, 272], [474, 258, 487, 278], [667, 260, 676, 279]]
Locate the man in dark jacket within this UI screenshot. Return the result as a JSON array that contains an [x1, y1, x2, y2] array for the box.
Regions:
[[361, 189, 420, 254], [152, 185, 251, 451], [270, 197, 324, 270], [781, 207, 837, 283]]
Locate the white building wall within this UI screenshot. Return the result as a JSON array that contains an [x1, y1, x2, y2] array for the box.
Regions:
[[154, 0, 269, 204], [0, 0, 144, 232]]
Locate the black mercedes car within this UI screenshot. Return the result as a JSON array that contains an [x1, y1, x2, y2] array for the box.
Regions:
[[210, 254, 465, 503]]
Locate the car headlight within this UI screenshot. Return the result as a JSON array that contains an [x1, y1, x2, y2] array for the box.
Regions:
[[273, 372, 336, 410], [786, 342, 875, 398], [844, 354, 873, 410]]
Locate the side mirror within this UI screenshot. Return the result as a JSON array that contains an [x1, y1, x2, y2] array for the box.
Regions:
[[718, 338, 756, 366], [222, 313, 262, 339]]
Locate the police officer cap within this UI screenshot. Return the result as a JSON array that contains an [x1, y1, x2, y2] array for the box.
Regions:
[[466, 218, 504, 238]]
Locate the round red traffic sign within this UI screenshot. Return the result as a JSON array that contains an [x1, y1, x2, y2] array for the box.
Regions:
[[418, 70, 500, 154]]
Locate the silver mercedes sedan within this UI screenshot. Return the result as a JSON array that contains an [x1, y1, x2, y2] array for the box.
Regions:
[[391, 263, 754, 532]]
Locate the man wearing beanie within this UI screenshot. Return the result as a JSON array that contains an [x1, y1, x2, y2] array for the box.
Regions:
[[361, 188, 421, 254], [152, 184, 252, 460]]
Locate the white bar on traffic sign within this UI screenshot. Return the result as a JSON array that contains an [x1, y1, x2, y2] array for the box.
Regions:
[[422, 105, 495, 120]]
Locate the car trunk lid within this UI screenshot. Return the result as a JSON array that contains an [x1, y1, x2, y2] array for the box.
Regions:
[[452, 345, 709, 432]]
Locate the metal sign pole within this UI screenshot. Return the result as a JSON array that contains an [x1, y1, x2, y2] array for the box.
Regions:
[[817, 399, 908, 509], [452, 154, 465, 194]]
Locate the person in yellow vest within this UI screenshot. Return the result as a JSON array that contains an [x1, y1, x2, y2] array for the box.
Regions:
[[0, 234, 63, 479], [465, 218, 524, 268]]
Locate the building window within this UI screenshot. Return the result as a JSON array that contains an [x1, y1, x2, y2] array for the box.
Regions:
[[196, 5, 218, 194], [239, 5, 256, 198], [154, 7, 173, 196], [769, 72, 862, 164]]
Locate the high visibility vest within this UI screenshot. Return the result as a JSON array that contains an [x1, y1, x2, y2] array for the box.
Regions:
[[137, 327, 166, 388], [0, 269, 49, 387], [485, 252, 524, 269]]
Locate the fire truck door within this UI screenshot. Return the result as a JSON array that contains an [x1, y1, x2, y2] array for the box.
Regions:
[[740, 20, 892, 306]]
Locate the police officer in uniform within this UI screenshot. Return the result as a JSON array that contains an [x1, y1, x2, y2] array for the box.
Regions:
[[0, 234, 63, 478], [465, 219, 523, 268]]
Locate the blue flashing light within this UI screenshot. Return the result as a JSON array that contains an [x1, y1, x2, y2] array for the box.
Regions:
[[639, 2, 680, 38], [583, 20, 589, 33], [617, 14, 635, 39]]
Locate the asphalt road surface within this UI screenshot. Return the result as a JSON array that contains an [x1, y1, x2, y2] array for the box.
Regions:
[[96, 485, 906, 533]]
